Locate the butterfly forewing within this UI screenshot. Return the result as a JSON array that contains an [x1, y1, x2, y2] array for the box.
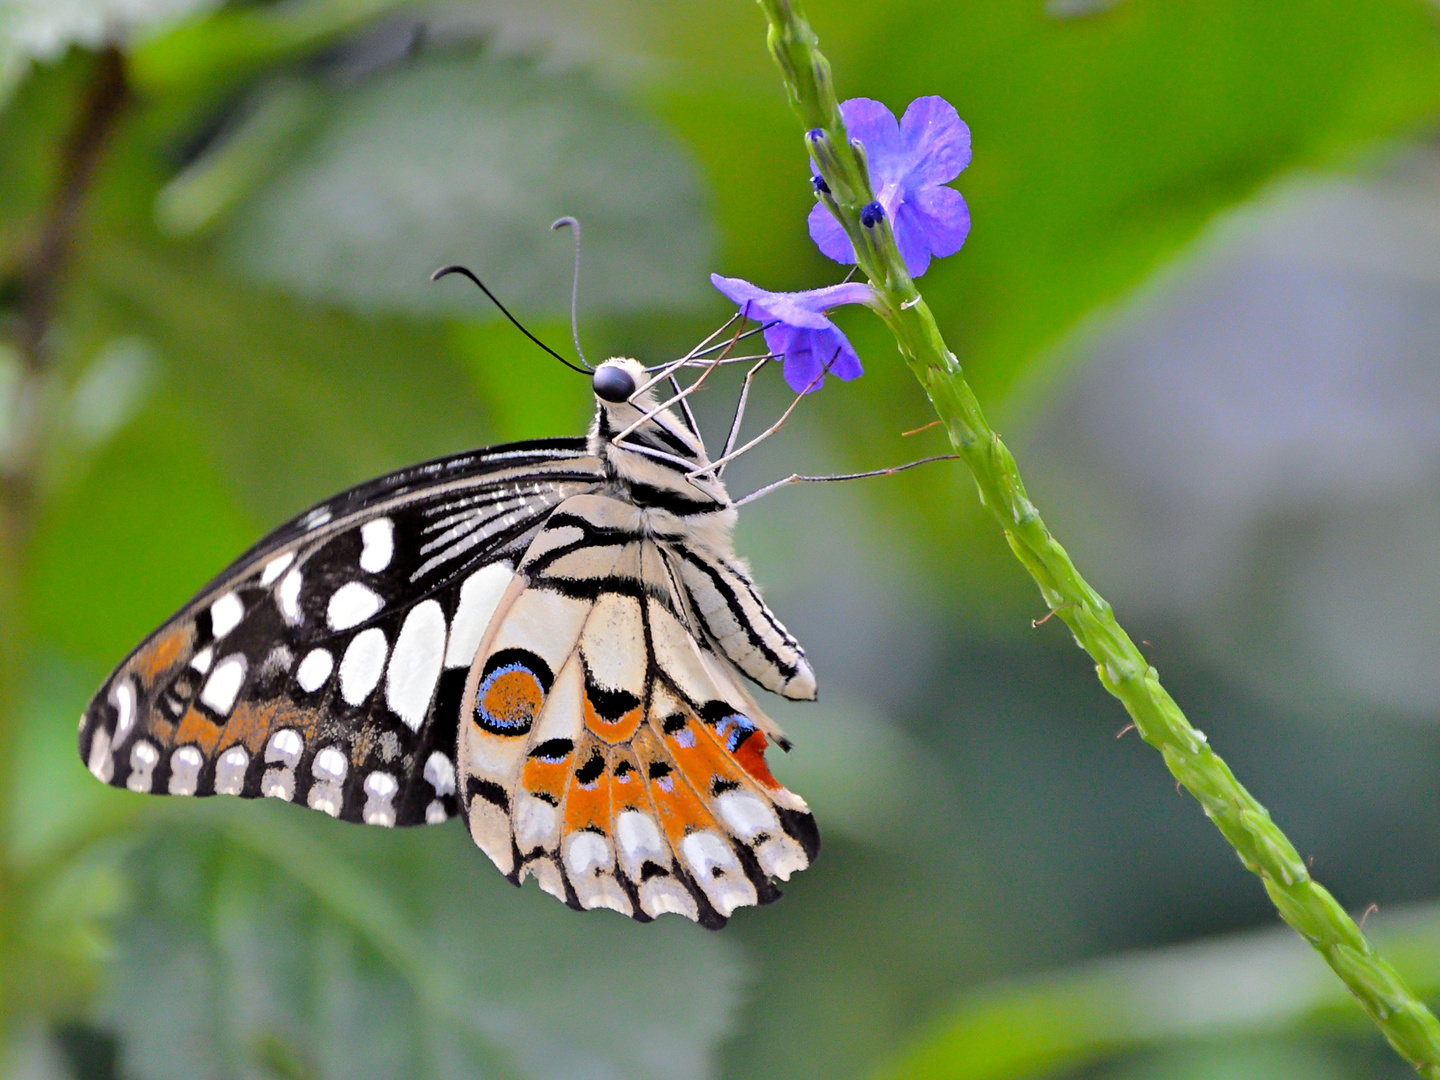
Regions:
[[458, 492, 819, 928], [82, 358, 826, 928], [79, 439, 604, 824]]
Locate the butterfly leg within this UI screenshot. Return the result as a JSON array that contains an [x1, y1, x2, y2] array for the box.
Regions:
[[687, 348, 841, 481], [716, 359, 770, 477], [667, 373, 701, 439], [611, 338, 742, 446], [729, 454, 960, 508]]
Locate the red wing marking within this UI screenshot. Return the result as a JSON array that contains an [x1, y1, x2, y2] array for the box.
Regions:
[[731, 726, 778, 789]]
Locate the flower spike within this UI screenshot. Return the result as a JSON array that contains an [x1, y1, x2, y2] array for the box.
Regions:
[[808, 95, 972, 278]]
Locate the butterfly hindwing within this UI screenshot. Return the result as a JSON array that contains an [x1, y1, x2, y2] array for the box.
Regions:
[[79, 439, 604, 825], [458, 492, 819, 928]]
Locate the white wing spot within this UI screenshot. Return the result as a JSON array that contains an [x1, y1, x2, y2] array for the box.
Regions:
[[215, 746, 249, 795], [616, 810, 666, 871], [210, 592, 244, 639], [716, 789, 778, 841], [681, 831, 751, 916], [296, 648, 334, 693], [363, 771, 399, 827], [360, 518, 395, 573], [168, 746, 203, 796], [262, 730, 301, 801], [87, 728, 113, 783], [261, 645, 293, 678], [308, 782, 344, 817], [425, 800, 448, 824], [190, 647, 214, 675], [444, 563, 514, 668], [303, 508, 332, 530], [113, 679, 136, 745], [514, 795, 557, 852], [200, 655, 246, 715], [126, 740, 159, 793], [278, 568, 303, 624], [339, 628, 388, 706], [262, 768, 295, 801], [386, 600, 445, 731], [423, 750, 455, 796], [265, 728, 304, 767], [312, 746, 348, 784], [328, 582, 383, 631], [565, 831, 611, 878], [261, 551, 295, 586]]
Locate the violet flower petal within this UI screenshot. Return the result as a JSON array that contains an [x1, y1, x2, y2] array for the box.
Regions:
[[711, 274, 870, 393], [899, 96, 972, 186], [765, 323, 863, 393], [806, 95, 972, 279], [837, 98, 902, 170], [891, 204, 935, 279], [710, 274, 873, 328], [807, 201, 856, 265], [909, 184, 971, 258]]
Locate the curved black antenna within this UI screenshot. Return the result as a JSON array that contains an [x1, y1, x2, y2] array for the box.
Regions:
[[430, 264, 591, 375], [549, 216, 589, 370]]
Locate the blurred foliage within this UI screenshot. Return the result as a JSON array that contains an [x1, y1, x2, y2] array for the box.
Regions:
[[104, 803, 742, 1080], [2, 1, 1440, 1079]]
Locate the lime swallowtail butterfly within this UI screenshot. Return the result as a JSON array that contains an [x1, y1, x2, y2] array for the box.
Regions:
[[79, 337, 823, 929]]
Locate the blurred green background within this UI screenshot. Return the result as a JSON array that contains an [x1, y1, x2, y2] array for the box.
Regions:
[[4, 1, 1440, 1078]]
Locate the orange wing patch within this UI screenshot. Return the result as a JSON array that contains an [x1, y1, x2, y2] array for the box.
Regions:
[[134, 624, 192, 684]]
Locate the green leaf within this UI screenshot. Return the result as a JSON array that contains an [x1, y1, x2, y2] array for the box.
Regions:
[[841, 0, 1440, 403], [28, 388, 255, 669], [102, 803, 747, 1080], [650, 0, 1440, 406], [222, 51, 715, 319], [875, 901, 1440, 1080], [83, 237, 487, 525]]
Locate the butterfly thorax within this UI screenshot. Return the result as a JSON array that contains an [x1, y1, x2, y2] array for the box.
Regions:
[[587, 359, 738, 547]]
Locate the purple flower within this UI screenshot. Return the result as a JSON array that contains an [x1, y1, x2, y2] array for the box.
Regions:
[[809, 96, 971, 278], [711, 274, 876, 393]]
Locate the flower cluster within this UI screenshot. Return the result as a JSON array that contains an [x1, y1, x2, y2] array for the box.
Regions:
[[711, 95, 971, 392]]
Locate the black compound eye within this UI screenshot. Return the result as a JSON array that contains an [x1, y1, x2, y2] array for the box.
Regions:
[[592, 364, 636, 403]]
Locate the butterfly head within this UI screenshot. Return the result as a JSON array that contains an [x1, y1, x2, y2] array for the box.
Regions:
[[591, 360, 638, 404], [588, 358, 730, 511]]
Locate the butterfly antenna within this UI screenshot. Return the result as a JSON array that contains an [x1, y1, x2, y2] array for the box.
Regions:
[[430, 264, 591, 375], [550, 216, 590, 370]]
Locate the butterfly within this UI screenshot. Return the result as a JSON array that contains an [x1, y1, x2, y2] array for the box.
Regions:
[[78, 350, 821, 929]]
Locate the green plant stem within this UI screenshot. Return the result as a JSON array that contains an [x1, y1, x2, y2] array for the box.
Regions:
[[752, 1, 1440, 1074]]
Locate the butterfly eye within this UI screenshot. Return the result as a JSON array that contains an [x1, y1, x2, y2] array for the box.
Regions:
[[592, 364, 636, 403]]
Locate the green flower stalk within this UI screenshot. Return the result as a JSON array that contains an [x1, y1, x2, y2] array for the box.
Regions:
[[751, 0, 1440, 1074]]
